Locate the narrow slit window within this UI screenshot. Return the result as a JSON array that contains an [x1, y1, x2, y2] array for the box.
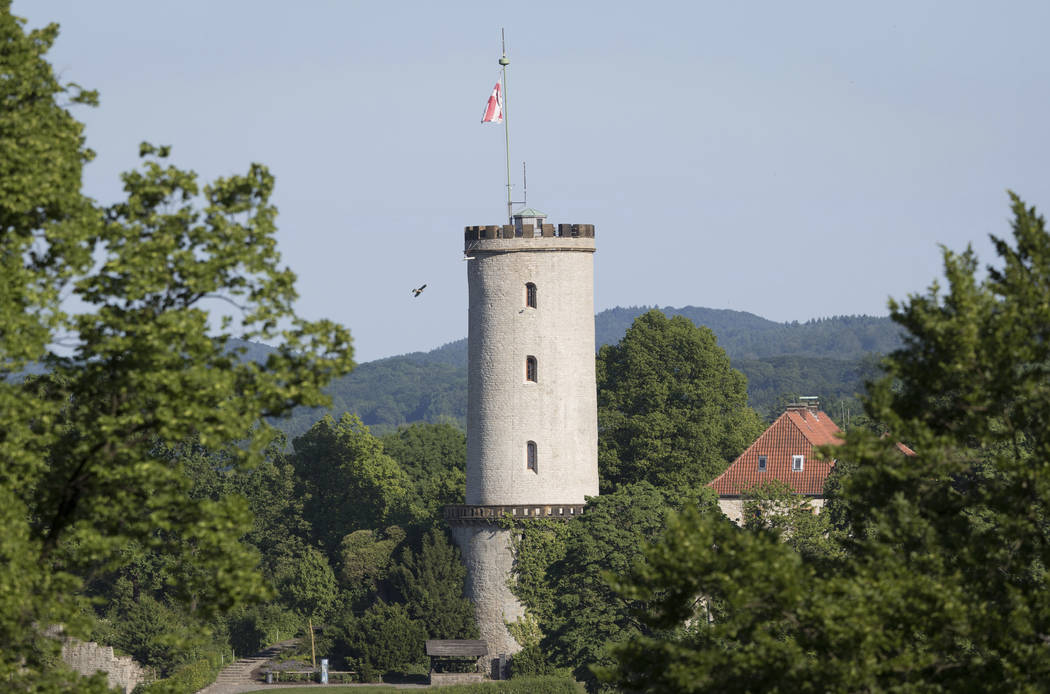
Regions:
[[758, 455, 767, 471], [527, 441, 537, 472], [526, 355, 537, 382], [792, 455, 804, 471], [525, 282, 537, 308]]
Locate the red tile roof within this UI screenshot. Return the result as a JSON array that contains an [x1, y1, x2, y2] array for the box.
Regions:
[[708, 408, 843, 497]]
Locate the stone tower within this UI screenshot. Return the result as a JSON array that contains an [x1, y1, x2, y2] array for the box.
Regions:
[[446, 209, 598, 675]]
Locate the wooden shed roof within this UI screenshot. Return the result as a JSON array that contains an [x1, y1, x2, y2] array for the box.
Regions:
[[426, 640, 488, 657]]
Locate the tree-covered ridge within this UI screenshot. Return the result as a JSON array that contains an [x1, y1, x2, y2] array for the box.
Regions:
[[268, 307, 898, 439], [595, 306, 900, 360], [385, 306, 898, 367]]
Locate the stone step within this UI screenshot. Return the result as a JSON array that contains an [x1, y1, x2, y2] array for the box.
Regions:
[[194, 639, 300, 694]]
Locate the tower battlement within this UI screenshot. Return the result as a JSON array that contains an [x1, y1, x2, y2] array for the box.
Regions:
[[464, 223, 595, 244]]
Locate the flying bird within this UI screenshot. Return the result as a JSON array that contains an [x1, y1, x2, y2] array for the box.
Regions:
[[411, 284, 427, 297]]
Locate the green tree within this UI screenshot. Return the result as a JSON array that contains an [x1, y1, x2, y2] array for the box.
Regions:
[[510, 483, 708, 689], [273, 545, 340, 624], [741, 480, 843, 564], [597, 310, 763, 493], [0, 3, 96, 371], [0, 6, 354, 688], [28, 139, 352, 609], [95, 581, 198, 677], [334, 601, 427, 677], [337, 525, 406, 609], [391, 527, 477, 640], [601, 194, 1050, 692], [233, 435, 312, 564], [600, 504, 810, 693], [292, 414, 418, 554], [380, 421, 466, 519], [0, 7, 109, 689]]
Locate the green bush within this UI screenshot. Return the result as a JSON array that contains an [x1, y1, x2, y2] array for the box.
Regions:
[[333, 601, 426, 675], [359, 661, 378, 683], [430, 675, 582, 693], [509, 643, 554, 678], [227, 603, 302, 656], [135, 656, 217, 694]]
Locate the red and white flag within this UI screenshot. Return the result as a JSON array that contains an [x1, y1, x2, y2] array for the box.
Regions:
[[481, 79, 503, 123]]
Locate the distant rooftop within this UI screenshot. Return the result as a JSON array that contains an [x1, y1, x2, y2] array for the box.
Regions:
[[708, 407, 843, 497]]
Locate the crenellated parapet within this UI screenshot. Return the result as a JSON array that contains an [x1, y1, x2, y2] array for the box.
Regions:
[[464, 223, 595, 243]]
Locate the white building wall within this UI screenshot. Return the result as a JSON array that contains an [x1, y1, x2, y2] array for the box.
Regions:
[[465, 236, 598, 506], [717, 497, 826, 525]]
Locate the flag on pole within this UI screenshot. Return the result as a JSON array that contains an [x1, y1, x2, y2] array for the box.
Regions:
[[481, 79, 503, 123]]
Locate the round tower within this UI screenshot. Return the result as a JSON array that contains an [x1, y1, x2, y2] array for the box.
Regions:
[[465, 210, 598, 505], [447, 210, 598, 676]]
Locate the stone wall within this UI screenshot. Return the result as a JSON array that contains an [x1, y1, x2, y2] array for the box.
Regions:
[[430, 671, 487, 686], [449, 523, 523, 673], [61, 638, 147, 694]]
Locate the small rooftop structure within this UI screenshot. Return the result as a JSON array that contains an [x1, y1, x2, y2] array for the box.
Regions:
[[512, 207, 546, 235]]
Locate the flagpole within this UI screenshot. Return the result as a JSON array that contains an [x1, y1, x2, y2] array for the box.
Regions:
[[500, 29, 512, 224]]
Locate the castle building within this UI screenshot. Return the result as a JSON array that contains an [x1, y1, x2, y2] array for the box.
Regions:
[[445, 209, 598, 675]]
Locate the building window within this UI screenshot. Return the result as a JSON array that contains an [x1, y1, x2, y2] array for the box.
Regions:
[[758, 455, 767, 471], [527, 441, 537, 472], [526, 355, 537, 382], [525, 282, 537, 308], [792, 455, 804, 471]]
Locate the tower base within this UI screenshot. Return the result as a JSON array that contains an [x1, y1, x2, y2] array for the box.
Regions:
[[448, 522, 523, 678]]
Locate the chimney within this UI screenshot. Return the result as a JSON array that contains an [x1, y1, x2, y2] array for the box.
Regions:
[[799, 395, 820, 412]]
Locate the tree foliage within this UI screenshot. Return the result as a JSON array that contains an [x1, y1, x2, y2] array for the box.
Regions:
[[380, 421, 466, 519], [741, 480, 843, 565], [0, 5, 354, 688], [338, 526, 406, 609], [332, 601, 427, 677], [596, 310, 764, 493], [601, 194, 1050, 692], [291, 414, 418, 554], [510, 483, 718, 689], [391, 527, 477, 641]]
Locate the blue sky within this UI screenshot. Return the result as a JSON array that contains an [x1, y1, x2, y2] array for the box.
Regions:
[[15, 1, 1050, 362]]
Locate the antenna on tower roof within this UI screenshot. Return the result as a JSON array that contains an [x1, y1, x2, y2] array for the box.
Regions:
[[522, 162, 527, 209]]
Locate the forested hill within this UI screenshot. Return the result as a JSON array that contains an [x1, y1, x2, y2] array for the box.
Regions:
[[596, 307, 900, 360], [273, 307, 900, 439]]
